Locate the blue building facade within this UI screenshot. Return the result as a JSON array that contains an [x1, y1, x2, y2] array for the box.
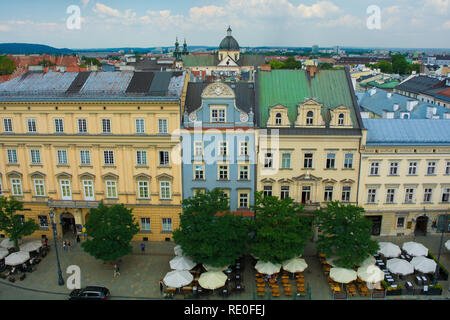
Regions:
[[181, 82, 256, 213]]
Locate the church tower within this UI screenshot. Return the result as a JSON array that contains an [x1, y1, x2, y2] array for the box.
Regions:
[[218, 26, 240, 62], [182, 38, 189, 56], [174, 37, 181, 61]]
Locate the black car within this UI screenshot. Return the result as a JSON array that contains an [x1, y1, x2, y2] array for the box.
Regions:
[[69, 286, 110, 300]]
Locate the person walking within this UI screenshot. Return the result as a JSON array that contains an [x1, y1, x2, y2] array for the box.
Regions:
[[113, 264, 120, 278], [140, 243, 145, 254], [44, 237, 48, 247], [159, 279, 164, 294], [76, 235, 81, 243], [62, 241, 66, 252], [67, 241, 71, 251]]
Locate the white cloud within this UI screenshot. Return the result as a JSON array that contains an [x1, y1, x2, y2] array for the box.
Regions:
[[93, 3, 137, 24], [317, 14, 363, 28]]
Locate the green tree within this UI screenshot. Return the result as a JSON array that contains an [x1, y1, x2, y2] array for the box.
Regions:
[[37, 59, 56, 67], [81, 204, 139, 263], [173, 189, 252, 267], [269, 59, 285, 69], [0, 55, 15, 75], [374, 60, 393, 73], [318, 62, 333, 70], [391, 54, 409, 74], [407, 63, 421, 74], [0, 197, 39, 250], [250, 192, 313, 263], [282, 57, 302, 69], [315, 201, 379, 269]]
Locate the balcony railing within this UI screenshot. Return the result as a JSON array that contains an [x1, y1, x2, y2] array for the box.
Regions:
[[48, 199, 100, 209]]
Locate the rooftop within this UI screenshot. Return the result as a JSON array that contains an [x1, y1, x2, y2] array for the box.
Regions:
[[395, 75, 444, 95]]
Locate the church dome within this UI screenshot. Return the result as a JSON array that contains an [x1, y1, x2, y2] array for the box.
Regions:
[[219, 27, 240, 51]]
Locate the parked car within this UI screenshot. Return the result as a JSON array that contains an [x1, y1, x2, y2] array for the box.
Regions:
[[69, 286, 110, 300]]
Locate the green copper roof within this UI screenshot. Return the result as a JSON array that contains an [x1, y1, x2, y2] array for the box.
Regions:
[[181, 55, 218, 67], [257, 69, 358, 127], [361, 79, 399, 89]]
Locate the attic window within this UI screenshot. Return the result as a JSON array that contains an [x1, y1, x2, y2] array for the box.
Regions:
[[275, 113, 282, 125], [306, 111, 314, 125], [338, 113, 345, 126]]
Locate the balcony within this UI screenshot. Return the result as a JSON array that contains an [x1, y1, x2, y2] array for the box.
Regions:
[[48, 199, 100, 209]]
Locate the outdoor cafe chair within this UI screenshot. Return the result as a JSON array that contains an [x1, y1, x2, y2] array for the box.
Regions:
[[257, 291, 265, 298]]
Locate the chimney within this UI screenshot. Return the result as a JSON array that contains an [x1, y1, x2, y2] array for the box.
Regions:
[[393, 103, 399, 111], [406, 100, 418, 111], [387, 92, 392, 98], [369, 88, 377, 96], [307, 65, 317, 78]]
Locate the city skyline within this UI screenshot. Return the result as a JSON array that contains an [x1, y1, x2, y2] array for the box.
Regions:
[[0, 0, 449, 49]]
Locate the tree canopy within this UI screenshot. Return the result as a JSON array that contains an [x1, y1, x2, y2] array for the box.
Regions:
[[173, 189, 252, 267], [81, 203, 139, 263], [269, 57, 302, 70], [0, 197, 39, 250], [0, 55, 15, 75], [315, 201, 379, 269], [250, 192, 313, 264], [372, 54, 420, 75]]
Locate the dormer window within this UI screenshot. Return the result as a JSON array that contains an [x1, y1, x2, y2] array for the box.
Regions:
[[338, 113, 345, 126], [306, 111, 314, 125], [211, 107, 226, 123], [275, 113, 282, 125]]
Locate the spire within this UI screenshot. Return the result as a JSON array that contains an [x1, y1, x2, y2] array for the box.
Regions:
[[227, 26, 232, 37]]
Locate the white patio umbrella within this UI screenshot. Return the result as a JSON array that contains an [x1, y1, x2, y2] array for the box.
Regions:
[[386, 258, 414, 275], [329, 268, 357, 284], [410, 256, 437, 274], [19, 240, 42, 253], [0, 248, 9, 259], [169, 255, 196, 271], [377, 242, 401, 258], [359, 256, 376, 267], [254, 260, 281, 275], [203, 264, 229, 272], [446, 240, 450, 251], [5, 251, 30, 266], [326, 255, 339, 267], [174, 245, 183, 256], [163, 270, 193, 288], [357, 265, 385, 283], [402, 242, 428, 257], [0, 238, 22, 249], [282, 257, 308, 273], [198, 271, 227, 290]]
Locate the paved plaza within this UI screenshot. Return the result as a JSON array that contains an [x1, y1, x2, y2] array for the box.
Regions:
[[0, 234, 449, 300]]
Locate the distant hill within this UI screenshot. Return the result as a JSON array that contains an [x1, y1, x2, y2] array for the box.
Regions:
[[0, 43, 74, 55]]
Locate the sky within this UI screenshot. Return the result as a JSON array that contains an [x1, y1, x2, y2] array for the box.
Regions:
[[0, 0, 449, 49]]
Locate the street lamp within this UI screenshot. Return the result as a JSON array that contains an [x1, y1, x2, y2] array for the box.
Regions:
[[49, 210, 65, 286], [433, 215, 449, 285]]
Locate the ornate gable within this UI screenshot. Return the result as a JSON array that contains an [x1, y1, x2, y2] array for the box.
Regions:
[[295, 99, 325, 127], [267, 104, 290, 127], [201, 82, 235, 99]]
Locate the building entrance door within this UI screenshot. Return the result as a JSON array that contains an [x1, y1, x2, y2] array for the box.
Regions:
[[61, 211, 76, 239], [414, 216, 428, 236], [366, 216, 382, 236]]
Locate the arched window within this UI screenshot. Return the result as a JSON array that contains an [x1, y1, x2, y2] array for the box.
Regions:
[[338, 113, 345, 126], [306, 111, 314, 125], [275, 113, 282, 125]]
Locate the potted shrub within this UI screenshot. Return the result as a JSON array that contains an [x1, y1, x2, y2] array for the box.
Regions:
[[386, 284, 402, 296]]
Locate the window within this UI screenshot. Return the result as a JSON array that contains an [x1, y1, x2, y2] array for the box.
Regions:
[[304, 153, 313, 169], [80, 150, 91, 165], [141, 218, 151, 232], [159, 151, 170, 166], [102, 119, 111, 133], [344, 154, 353, 169], [106, 180, 118, 198], [408, 162, 417, 175], [275, 113, 282, 125], [239, 165, 249, 180], [370, 162, 380, 175], [27, 118, 37, 133], [386, 189, 396, 203], [326, 153, 335, 169], [83, 180, 95, 201], [219, 165, 229, 180], [158, 119, 168, 134], [194, 141, 203, 156], [442, 188, 450, 203], [404, 188, 415, 204], [136, 151, 147, 166], [33, 179, 45, 196], [342, 186, 351, 202], [264, 153, 273, 168], [302, 186, 311, 203], [104, 151, 114, 165], [38, 215, 49, 229], [338, 113, 345, 126], [396, 217, 405, 228], [30, 149, 41, 164], [78, 119, 87, 133], [239, 141, 248, 156], [280, 186, 290, 200], [138, 181, 149, 199], [60, 180, 72, 200], [160, 181, 171, 200], [194, 165, 204, 180], [57, 150, 68, 165], [7, 149, 18, 164], [3, 118, 13, 132], [306, 111, 314, 125], [446, 161, 450, 175], [324, 186, 333, 202], [218, 141, 228, 156], [427, 161, 436, 175], [367, 188, 377, 203], [162, 218, 172, 232], [263, 186, 272, 197], [239, 193, 249, 208], [54, 118, 64, 133], [281, 153, 291, 169], [424, 188, 433, 203], [135, 119, 145, 134], [211, 108, 226, 123], [389, 162, 399, 175]]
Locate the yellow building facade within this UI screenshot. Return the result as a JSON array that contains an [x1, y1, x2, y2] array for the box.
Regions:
[[0, 71, 187, 242]]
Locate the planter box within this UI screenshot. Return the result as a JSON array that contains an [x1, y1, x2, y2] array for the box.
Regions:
[[422, 288, 442, 296], [386, 289, 402, 296]]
